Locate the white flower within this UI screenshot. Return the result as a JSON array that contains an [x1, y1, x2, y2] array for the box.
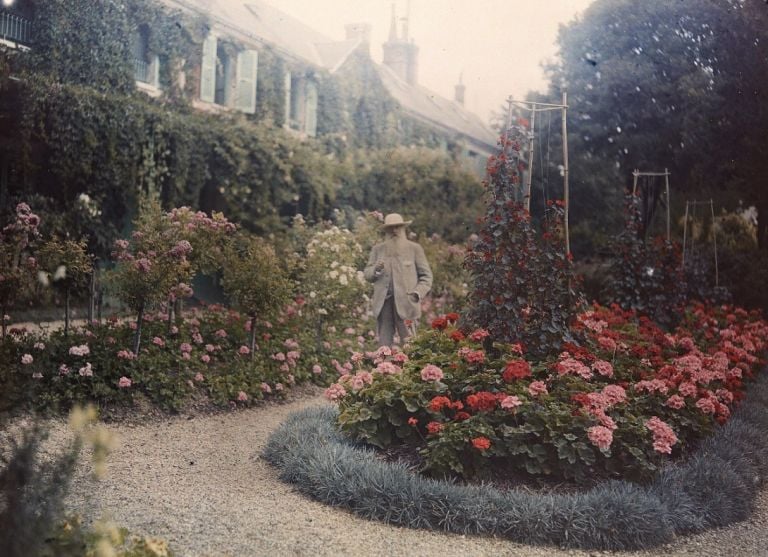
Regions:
[[309, 291, 317, 299], [53, 265, 67, 281], [37, 271, 50, 287], [339, 274, 348, 286], [318, 308, 328, 315], [331, 261, 339, 269], [328, 270, 339, 280]]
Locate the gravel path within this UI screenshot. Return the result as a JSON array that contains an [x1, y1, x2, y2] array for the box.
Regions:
[[53, 389, 768, 557]]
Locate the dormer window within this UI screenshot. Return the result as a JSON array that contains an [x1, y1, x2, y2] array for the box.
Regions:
[[131, 24, 159, 90], [0, 0, 33, 49]]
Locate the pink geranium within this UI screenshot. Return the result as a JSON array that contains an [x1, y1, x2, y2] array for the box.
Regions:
[[500, 395, 522, 410], [587, 425, 613, 451], [591, 360, 614, 378], [665, 395, 685, 409], [420, 364, 444, 382], [645, 416, 678, 454], [528, 380, 548, 397]]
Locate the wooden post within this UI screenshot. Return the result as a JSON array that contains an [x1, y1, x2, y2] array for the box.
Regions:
[[561, 91, 570, 256], [632, 169, 639, 195], [710, 199, 719, 287], [524, 102, 537, 211], [682, 201, 689, 265], [664, 168, 671, 242]]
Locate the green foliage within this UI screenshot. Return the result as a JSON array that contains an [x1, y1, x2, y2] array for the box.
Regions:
[[465, 130, 582, 357], [604, 195, 686, 327], [338, 147, 484, 243]]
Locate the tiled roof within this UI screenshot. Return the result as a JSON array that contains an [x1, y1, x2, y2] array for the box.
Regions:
[[375, 65, 498, 151]]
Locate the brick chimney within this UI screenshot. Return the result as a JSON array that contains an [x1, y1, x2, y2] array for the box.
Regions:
[[382, 3, 419, 85]]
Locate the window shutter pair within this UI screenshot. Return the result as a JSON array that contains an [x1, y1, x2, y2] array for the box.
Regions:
[[200, 33, 257, 113]]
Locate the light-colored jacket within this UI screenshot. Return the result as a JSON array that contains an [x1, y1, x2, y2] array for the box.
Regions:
[[364, 240, 433, 321]]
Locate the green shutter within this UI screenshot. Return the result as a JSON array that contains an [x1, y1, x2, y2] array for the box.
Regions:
[[200, 34, 217, 103], [305, 80, 318, 137], [236, 49, 258, 114]]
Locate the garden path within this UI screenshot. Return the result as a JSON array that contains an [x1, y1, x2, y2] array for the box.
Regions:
[[58, 388, 768, 557]]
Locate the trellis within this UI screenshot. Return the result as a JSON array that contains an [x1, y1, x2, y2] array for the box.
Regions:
[[683, 199, 720, 287]]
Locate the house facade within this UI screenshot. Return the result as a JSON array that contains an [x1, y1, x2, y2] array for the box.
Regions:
[[1, 0, 495, 168]]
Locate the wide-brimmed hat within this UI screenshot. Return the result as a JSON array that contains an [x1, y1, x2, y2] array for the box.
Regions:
[[382, 213, 413, 228]]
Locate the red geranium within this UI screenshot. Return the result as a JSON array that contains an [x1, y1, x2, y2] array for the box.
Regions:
[[450, 330, 466, 342], [428, 396, 452, 413], [471, 437, 491, 450], [503, 360, 532, 382], [446, 312, 460, 323], [466, 391, 498, 412], [426, 421, 444, 435], [454, 411, 471, 421], [431, 316, 448, 330]]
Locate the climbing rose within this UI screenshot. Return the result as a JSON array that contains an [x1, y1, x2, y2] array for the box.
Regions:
[[21, 354, 33, 365], [118, 376, 132, 388], [237, 391, 248, 402], [238, 345, 250, 356]]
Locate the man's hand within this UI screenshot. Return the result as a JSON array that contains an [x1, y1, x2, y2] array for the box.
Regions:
[[374, 261, 385, 276], [408, 292, 420, 303]]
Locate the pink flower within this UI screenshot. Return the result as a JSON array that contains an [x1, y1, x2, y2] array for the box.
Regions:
[[78, 363, 93, 377], [152, 336, 165, 348], [591, 360, 614, 378], [556, 357, 593, 380], [192, 332, 204, 344], [117, 349, 136, 360], [500, 395, 522, 410], [194, 372, 205, 382], [118, 376, 132, 388], [214, 329, 227, 338], [695, 397, 717, 414], [238, 345, 250, 356], [376, 361, 400, 375], [134, 258, 152, 273], [528, 380, 548, 397], [33, 342, 45, 350], [601, 385, 627, 406], [274, 383, 284, 391], [392, 352, 409, 364], [69, 344, 90, 357], [420, 364, 444, 382], [469, 328, 490, 342], [237, 391, 248, 402], [645, 416, 678, 454], [344, 327, 356, 335], [634, 379, 669, 395], [261, 382, 272, 393], [665, 395, 685, 409], [21, 353, 33, 365], [180, 343, 193, 354], [59, 364, 70, 375], [272, 352, 286, 362], [312, 364, 323, 375], [678, 381, 698, 397], [201, 354, 211, 363], [597, 336, 617, 352], [324, 383, 347, 401], [587, 425, 614, 451]]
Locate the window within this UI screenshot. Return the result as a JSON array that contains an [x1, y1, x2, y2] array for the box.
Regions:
[[0, 0, 33, 48], [286, 73, 319, 136], [199, 33, 217, 103], [131, 25, 159, 87], [214, 42, 232, 106]]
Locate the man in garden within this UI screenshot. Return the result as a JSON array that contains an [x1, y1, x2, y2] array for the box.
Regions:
[[364, 213, 433, 347]]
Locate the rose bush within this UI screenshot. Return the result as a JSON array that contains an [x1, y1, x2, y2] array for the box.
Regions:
[[330, 304, 767, 483]]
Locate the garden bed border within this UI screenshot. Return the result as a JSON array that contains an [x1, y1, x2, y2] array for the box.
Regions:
[[262, 371, 768, 550]]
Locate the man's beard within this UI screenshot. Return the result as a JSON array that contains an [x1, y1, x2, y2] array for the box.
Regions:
[[384, 232, 407, 257]]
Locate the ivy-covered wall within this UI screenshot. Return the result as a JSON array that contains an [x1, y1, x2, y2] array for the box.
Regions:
[[0, 0, 483, 256]]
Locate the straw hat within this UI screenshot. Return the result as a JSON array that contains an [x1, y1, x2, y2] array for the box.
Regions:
[[382, 213, 413, 228]]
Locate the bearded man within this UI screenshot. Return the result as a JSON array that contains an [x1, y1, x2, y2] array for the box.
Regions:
[[364, 213, 433, 347]]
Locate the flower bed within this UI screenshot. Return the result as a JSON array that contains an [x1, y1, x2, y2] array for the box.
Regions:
[[264, 371, 768, 550], [327, 303, 766, 483], [0, 302, 373, 412]]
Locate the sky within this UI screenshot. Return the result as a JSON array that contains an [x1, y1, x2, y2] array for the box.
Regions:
[[271, 0, 596, 124]]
